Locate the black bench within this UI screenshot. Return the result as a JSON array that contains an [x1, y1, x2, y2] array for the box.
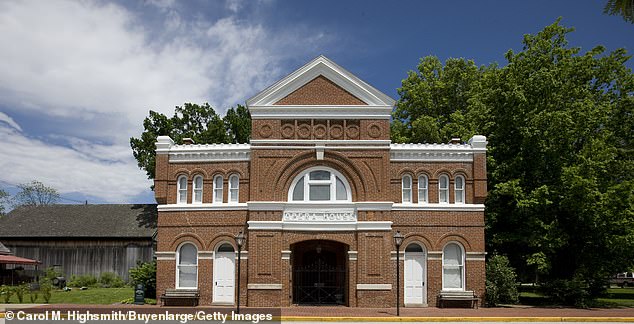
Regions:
[[160, 289, 200, 306], [437, 290, 479, 308]]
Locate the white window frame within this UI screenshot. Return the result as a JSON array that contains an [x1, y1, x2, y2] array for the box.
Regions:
[[229, 174, 239, 204], [288, 166, 352, 202], [177, 175, 188, 204], [402, 175, 412, 204], [176, 242, 198, 289], [442, 242, 465, 291], [192, 175, 203, 204], [418, 175, 428, 204], [213, 175, 223, 204], [455, 175, 465, 204], [439, 174, 449, 204]]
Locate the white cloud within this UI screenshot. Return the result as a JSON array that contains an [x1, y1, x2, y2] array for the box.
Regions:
[[0, 112, 22, 132], [0, 0, 330, 203], [0, 122, 151, 202]]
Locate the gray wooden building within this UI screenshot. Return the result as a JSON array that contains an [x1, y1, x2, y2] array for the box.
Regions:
[[0, 204, 156, 281]]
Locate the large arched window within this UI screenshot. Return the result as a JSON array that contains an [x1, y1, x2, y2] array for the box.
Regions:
[[442, 242, 465, 290], [289, 167, 351, 202], [177, 175, 188, 204], [193, 175, 203, 204], [418, 175, 428, 204], [213, 175, 223, 204], [402, 175, 412, 204], [176, 243, 198, 289], [455, 175, 465, 204], [439, 174, 449, 204], [229, 174, 239, 203]]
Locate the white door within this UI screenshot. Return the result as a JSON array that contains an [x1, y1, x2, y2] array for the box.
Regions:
[[404, 251, 426, 305], [213, 251, 235, 304]]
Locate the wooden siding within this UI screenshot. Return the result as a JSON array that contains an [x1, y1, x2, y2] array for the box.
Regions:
[[1, 239, 153, 281]]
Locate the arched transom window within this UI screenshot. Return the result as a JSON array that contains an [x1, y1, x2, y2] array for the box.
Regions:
[[289, 167, 351, 202]]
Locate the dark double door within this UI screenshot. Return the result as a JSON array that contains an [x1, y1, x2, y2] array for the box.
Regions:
[[292, 240, 347, 305]]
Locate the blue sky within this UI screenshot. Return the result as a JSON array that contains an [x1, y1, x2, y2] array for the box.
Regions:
[[0, 0, 632, 205]]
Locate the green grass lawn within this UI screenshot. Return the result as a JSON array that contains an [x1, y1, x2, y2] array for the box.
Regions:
[[519, 287, 634, 307], [3, 287, 134, 304]]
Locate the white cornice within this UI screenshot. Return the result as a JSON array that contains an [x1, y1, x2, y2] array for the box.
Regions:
[[392, 203, 485, 212], [249, 106, 392, 120], [158, 203, 248, 211], [247, 55, 395, 107], [247, 220, 392, 232], [246, 201, 393, 211]]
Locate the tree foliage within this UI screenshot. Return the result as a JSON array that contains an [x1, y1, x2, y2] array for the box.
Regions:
[[485, 255, 519, 306], [12, 180, 60, 208], [130, 103, 251, 181], [0, 189, 9, 216], [393, 19, 634, 304], [604, 0, 634, 23]]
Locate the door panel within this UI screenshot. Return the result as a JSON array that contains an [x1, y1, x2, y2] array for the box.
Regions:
[[404, 252, 426, 305], [213, 252, 235, 304]]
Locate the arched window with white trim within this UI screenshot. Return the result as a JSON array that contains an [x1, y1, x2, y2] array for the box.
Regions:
[[439, 174, 449, 204], [176, 243, 198, 289], [289, 167, 351, 202], [402, 175, 412, 203], [177, 175, 187, 204], [455, 175, 465, 204], [418, 175, 428, 204], [193, 175, 203, 204], [229, 174, 239, 203], [213, 175, 223, 204], [442, 242, 465, 290]]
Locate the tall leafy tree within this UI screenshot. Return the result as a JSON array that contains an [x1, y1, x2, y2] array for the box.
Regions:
[[12, 180, 60, 207], [0, 188, 9, 216], [392, 56, 489, 143], [130, 103, 251, 182], [393, 20, 634, 303]]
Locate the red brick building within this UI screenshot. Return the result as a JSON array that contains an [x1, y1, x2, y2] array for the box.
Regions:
[[154, 56, 487, 307]]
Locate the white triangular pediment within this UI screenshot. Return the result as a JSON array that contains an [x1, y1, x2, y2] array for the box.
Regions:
[[247, 55, 395, 107]]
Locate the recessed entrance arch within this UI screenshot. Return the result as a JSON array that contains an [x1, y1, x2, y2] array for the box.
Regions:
[[291, 240, 348, 305]]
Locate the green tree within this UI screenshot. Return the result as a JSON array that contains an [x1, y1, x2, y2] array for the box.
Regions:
[[391, 56, 489, 144], [604, 0, 634, 23], [12, 180, 59, 208], [0, 188, 9, 216], [486, 255, 520, 306], [130, 103, 251, 181], [393, 19, 634, 304], [479, 20, 634, 301]]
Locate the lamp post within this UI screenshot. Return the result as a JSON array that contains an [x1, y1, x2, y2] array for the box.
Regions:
[[393, 231, 404, 316], [235, 231, 246, 314]]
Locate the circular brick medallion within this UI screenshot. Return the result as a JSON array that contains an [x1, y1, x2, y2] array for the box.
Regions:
[[346, 125, 360, 139], [368, 123, 381, 139], [258, 124, 273, 138], [330, 125, 343, 139], [281, 124, 295, 139], [314, 124, 327, 139], [297, 124, 311, 139]]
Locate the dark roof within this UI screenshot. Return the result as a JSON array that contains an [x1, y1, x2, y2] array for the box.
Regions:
[[0, 204, 157, 238]]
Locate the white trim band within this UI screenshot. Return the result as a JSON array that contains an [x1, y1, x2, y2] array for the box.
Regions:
[[248, 221, 392, 232], [392, 203, 485, 212], [356, 284, 392, 291], [248, 284, 282, 290], [158, 203, 248, 211]]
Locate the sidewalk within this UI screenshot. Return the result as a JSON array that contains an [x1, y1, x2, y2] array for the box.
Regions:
[[1, 304, 634, 321]]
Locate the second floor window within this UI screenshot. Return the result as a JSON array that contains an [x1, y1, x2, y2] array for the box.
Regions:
[[229, 174, 239, 203], [418, 175, 428, 204], [439, 175, 449, 203], [455, 175, 465, 204], [193, 175, 203, 204], [177, 175, 187, 204], [402, 175, 412, 203], [290, 168, 350, 202], [213, 175, 223, 204]]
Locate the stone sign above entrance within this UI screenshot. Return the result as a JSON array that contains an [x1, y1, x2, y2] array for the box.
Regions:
[[282, 208, 356, 222]]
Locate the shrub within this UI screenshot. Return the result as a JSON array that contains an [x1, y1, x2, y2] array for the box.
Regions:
[[98, 272, 126, 288], [485, 254, 519, 306], [39, 279, 53, 303], [129, 261, 156, 298], [44, 267, 63, 281], [542, 277, 590, 308], [15, 283, 29, 303], [0, 285, 15, 303], [29, 289, 39, 303], [68, 274, 98, 288]]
